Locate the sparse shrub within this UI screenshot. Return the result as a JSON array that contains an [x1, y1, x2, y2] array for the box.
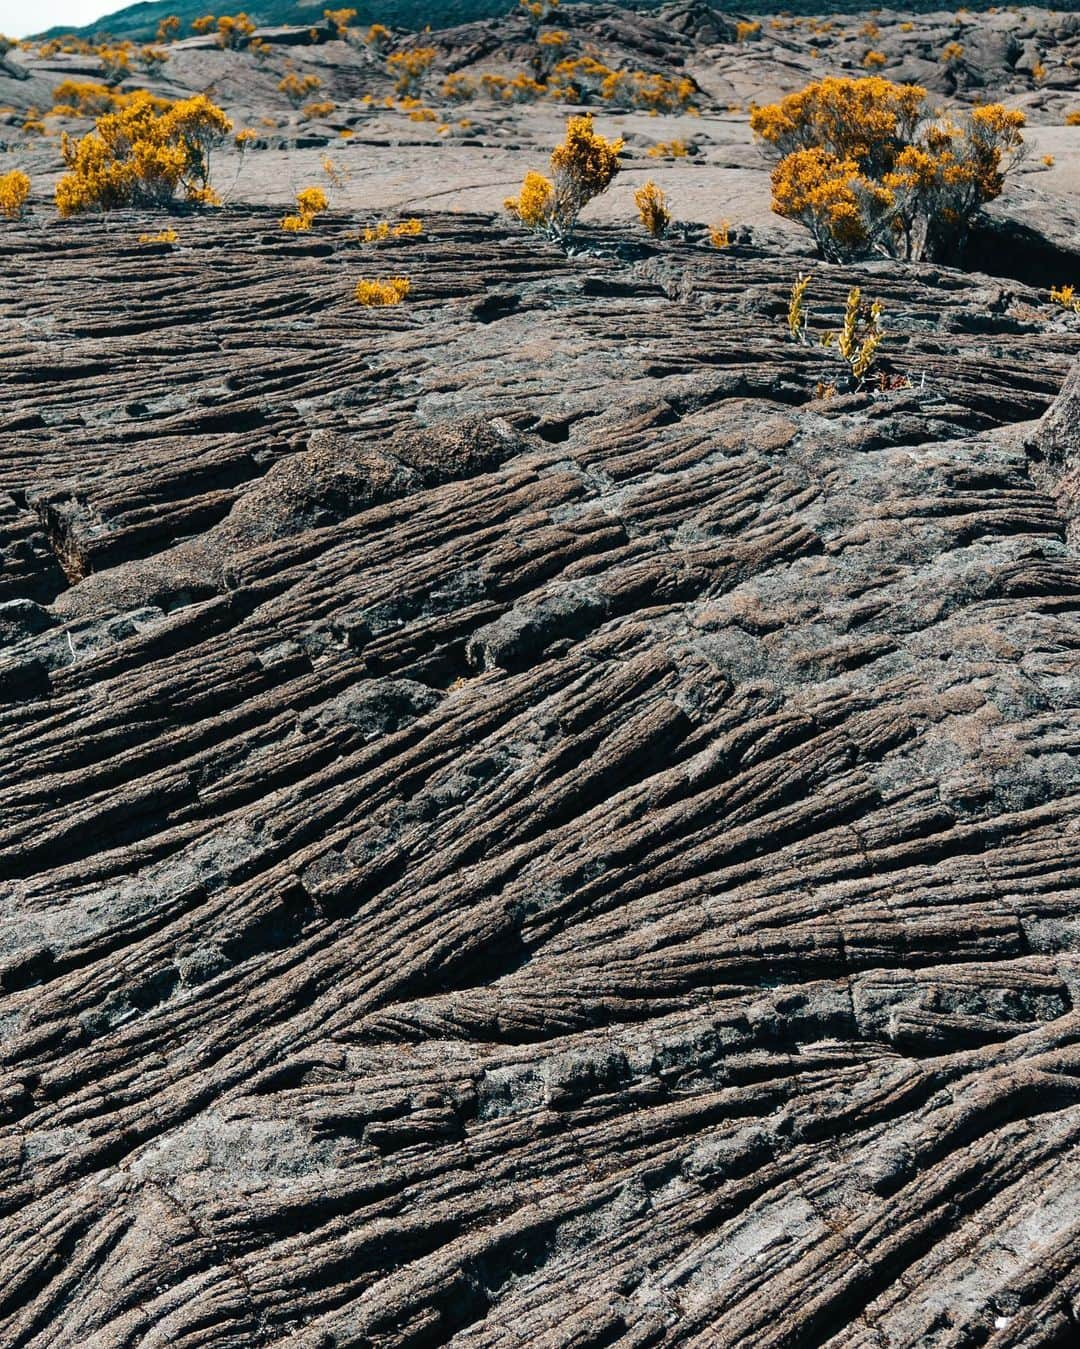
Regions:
[[52, 80, 115, 116], [408, 106, 437, 122], [235, 127, 257, 147], [634, 180, 669, 237], [1050, 284, 1080, 314], [736, 21, 760, 42], [648, 139, 689, 159], [217, 13, 256, 49], [1043, 153, 1055, 166], [321, 154, 344, 186], [787, 273, 886, 389], [548, 58, 695, 113], [325, 8, 356, 36], [191, 16, 216, 35], [863, 50, 886, 69], [505, 113, 622, 243], [387, 47, 435, 96], [899, 21, 914, 32], [1066, 110, 1080, 126], [441, 73, 477, 102], [303, 100, 336, 120], [140, 46, 169, 74], [0, 169, 30, 219], [752, 76, 1025, 261], [1031, 61, 1046, 82], [941, 42, 964, 66], [156, 15, 180, 43], [138, 226, 177, 243], [355, 276, 410, 305], [97, 42, 132, 85], [55, 91, 231, 216], [279, 72, 323, 107], [359, 217, 422, 242], [366, 24, 391, 51], [281, 184, 328, 231], [709, 219, 730, 248]]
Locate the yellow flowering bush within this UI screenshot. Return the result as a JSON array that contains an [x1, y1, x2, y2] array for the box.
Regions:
[[751, 77, 1025, 261], [634, 180, 670, 238], [281, 185, 328, 232], [279, 73, 323, 107], [157, 16, 180, 42], [366, 23, 391, 51], [137, 227, 178, 243], [0, 169, 30, 219], [55, 92, 231, 216], [324, 8, 356, 36], [709, 219, 730, 248], [648, 139, 689, 159], [359, 218, 422, 242], [355, 276, 411, 305], [387, 47, 435, 95], [216, 14, 255, 48], [1050, 285, 1080, 314], [52, 80, 116, 116], [505, 114, 622, 242], [787, 273, 887, 389]]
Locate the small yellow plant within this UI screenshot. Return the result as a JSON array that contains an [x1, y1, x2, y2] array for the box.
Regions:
[[634, 180, 670, 238], [137, 227, 178, 243], [1050, 285, 1080, 313], [736, 21, 760, 42], [324, 8, 356, 36], [279, 73, 322, 106], [941, 42, 964, 65], [157, 15, 180, 42], [387, 47, 435, 95], [648, 139, 688, 158], [863, 50, 886, 69], [235, 127, 257, 147], [1032, 61, 1046, 82], [321, 155, 345, 186], [709, 219, 730, 248], [1066, 110, 1080, 126], [360, 217, 422, 242], [355, 276, 411, 305], [0, 169, 30, 219], [505, 113, 622, 242], [408, 106, 437, 122], [191, 16, 216, 35], [366, 23, 391, 50], [303, 100, 336, 120], [51, 80, 116, 116], [216, 13, 256, 49], [900, 21, 914, 31], [1042, 154, 1055, 166], [281, 184, 328, 231], [788, 271, 811, 340]]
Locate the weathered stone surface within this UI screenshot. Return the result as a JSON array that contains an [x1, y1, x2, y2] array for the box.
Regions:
[[0, 197, 1077, 1345], [0, 4, 1078, 1344]]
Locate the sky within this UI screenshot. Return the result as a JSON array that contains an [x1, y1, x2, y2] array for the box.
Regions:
[[0, 1, 108, 37]]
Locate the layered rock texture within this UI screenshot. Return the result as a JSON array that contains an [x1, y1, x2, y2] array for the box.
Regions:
[[0, 201, 1079, 1345]]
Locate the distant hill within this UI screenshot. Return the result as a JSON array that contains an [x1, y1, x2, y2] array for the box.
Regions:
[[35, 0, 1064, 44], [35, 1, 523, 43]]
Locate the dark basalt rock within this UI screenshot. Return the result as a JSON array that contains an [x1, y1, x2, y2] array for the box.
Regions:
[[0, 198, 1078, 1349]]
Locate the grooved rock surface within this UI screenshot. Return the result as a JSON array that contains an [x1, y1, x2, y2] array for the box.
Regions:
[[1, 204, 1079, 1346]]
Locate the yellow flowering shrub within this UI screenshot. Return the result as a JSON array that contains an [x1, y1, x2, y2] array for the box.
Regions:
[[387, 47, 435, 95], [216, 14, 255, 49], [156, 16, 180, 42], [752, 77, 1025, 261], [359, 218, 422, 242], [366, 23, 391, 50], [1050, 285, 1079, 314], [281, 185, 328, 231], [138, 227, 178, 243], [55, 92, 231, 216], [634, 180, 670, 238], [1066, 110, 1080, 126], [303, 100, 336, 119], [97, 42, 132, 85], [787, 274, 886, 389], [863, 50, 886, 69], [355, 276, 411, 305], [52, 80, 116, 116], [0, 169, 30, 219], [191, 16, 216, 35], [279, 73, 322, 106], [736, 21, 760, 42], [709, 219, 730, 248], [140, 46, 169, 73], [324, 8, 356, 36], [941, 42, 964, 65], [648, 139, 689, 159], [506, 115, 621, 243]]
